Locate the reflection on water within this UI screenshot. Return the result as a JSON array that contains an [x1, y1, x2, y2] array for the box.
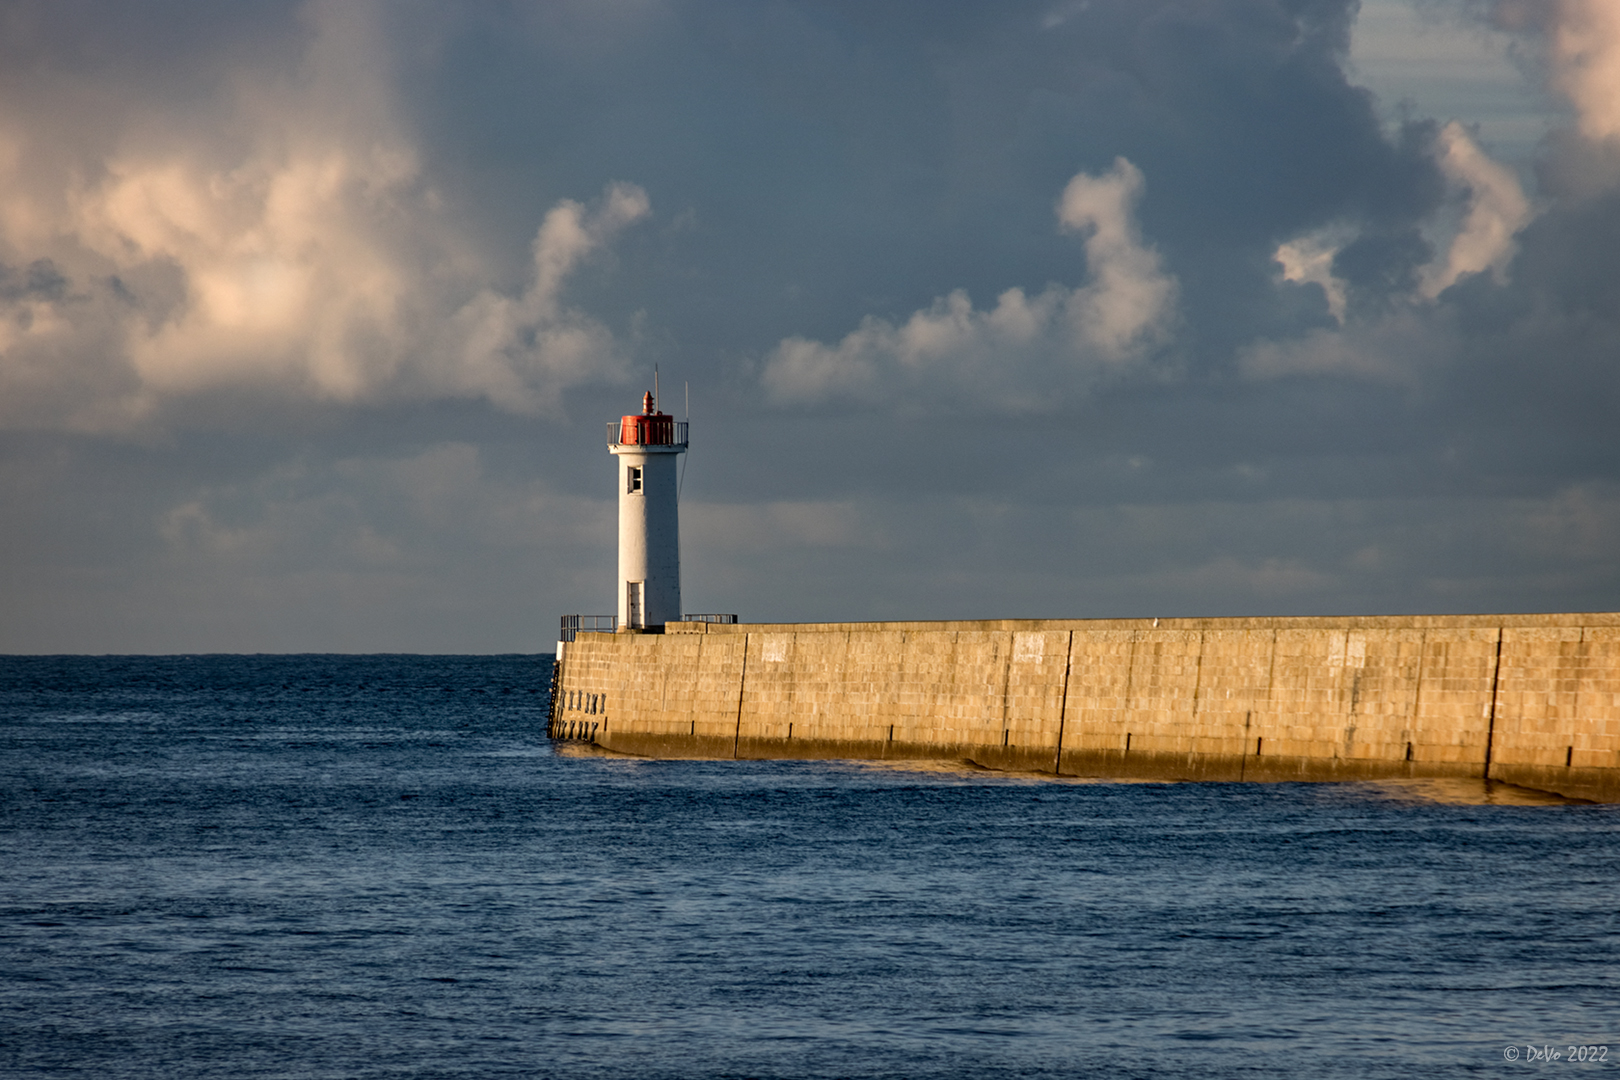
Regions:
[[849, 757, 1168, 784], [744, 754, 1592, 803], [552, 739, 634, 758], [1343, 776, 1588, 806]]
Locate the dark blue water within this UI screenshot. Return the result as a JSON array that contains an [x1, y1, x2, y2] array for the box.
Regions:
[[2, 656, 1616, 1079]]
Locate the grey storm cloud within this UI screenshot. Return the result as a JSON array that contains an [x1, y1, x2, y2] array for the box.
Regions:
[[1, 0, 1618, 652]]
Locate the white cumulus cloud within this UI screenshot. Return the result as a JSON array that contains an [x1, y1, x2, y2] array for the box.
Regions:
[[0, 0, 647, 433], [440, 183, 650, 413], [1274, 226, 1353, 323], [1418, 121, 1531, 298], [760, 157, 1177, 410], [1250, 121, 1527, 382], [1543, 0, 1620, 142]]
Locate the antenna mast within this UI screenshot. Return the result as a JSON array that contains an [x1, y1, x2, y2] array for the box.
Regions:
[[678, 379, 690, 504]]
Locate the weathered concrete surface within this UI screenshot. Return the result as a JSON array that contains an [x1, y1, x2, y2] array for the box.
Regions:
[[549, 614, 1620, 801]]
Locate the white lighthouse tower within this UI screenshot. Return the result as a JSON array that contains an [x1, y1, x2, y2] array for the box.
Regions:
[[609, 389, 688, 630]]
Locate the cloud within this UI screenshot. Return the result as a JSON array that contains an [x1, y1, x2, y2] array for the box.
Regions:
[[1249, 121, 1525, 380], [686, 499, 876, 552], [759, 157, 1176, 410], [1489, 0, 1620, 169], [8, 0, 1620, 651], [161, 442, 610, 567], [1274, 226, 1352, 323], [1237, 308, 1454, 382], [0, 1, 647, 433], [1055, 159, 1179, 357], [1417, 121, 1531, 298], [1111, 554, 1342, 601], [1542, 0, 1620, 142], [76, 137, 425, 404], [441, 183, 650, 413], [125, 440, 620, 650]]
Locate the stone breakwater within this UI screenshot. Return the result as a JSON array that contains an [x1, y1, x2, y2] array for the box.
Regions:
[[548, 614, 1620, 802]]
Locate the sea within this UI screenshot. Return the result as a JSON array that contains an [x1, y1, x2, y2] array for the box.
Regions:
[[1, 654, 1615, 1079]]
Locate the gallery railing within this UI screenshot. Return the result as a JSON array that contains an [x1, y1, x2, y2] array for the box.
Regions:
[[607, 419, 689, 448], [559, 614, 617, 642]]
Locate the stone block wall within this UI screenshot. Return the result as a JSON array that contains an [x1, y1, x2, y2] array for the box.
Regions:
[[549, 614, 1620, 800]]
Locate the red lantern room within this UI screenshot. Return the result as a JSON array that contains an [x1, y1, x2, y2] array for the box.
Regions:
[[618, 390, 676, 446]]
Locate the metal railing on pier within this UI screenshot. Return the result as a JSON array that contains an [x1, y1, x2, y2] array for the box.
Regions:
[[560, 614, 617, 642], [682, 614, 738, 624]]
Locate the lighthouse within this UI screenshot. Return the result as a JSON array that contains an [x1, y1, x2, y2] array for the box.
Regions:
[[609, 389, 688, 630]]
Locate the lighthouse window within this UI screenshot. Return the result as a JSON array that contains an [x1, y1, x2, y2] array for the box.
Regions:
[[627, 465, 643, 493]]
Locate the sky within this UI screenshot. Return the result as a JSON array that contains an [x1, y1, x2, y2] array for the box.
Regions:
[[2, 0, 1619, 653]]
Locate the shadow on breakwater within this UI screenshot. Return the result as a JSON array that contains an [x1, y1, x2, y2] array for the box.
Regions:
[[547, 741, 1591, 804]]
